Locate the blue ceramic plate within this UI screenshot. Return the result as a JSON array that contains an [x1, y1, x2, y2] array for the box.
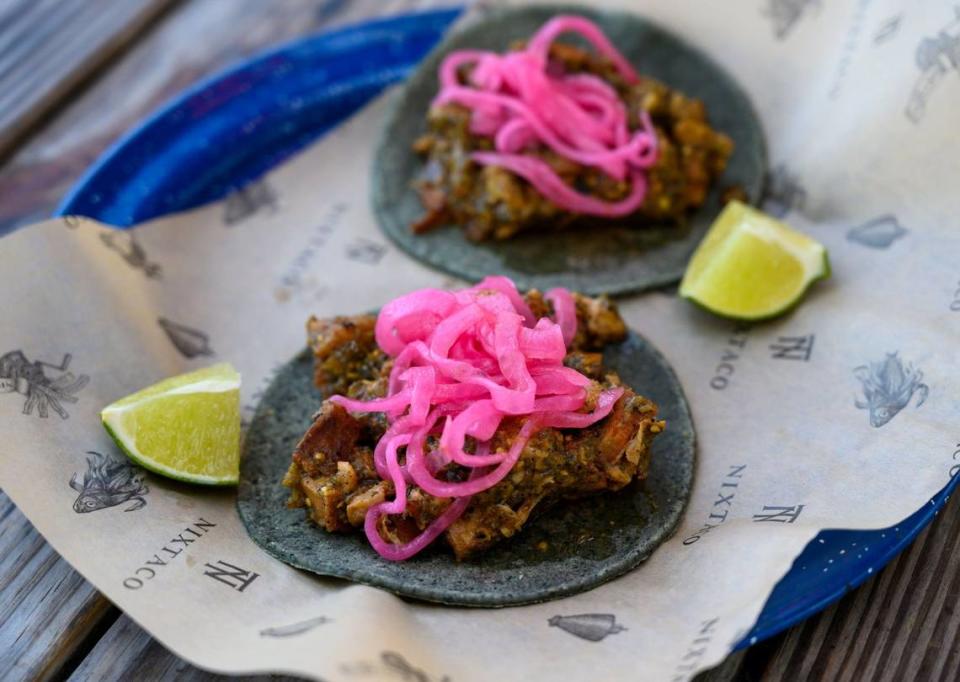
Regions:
[[54, 8, 959, 647]]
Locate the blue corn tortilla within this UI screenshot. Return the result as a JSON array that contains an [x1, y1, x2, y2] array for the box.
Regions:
[[237, 329, 694, 607]]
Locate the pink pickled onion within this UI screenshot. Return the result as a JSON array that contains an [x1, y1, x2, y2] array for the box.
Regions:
[[546, 287, 577, 347], [329, 278, 624, 560], [526, 15, 640, 83], [432, 15, 658, 217]]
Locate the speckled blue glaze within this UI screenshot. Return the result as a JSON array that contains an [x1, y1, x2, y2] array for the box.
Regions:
[[52, 7, 960, 647], [742, 480, 958, 648]]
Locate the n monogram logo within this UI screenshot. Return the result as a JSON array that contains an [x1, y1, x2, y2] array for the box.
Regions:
[[769, 335, 815, 361], [203, 560, 259, 592], [752, 505, 805, 523]]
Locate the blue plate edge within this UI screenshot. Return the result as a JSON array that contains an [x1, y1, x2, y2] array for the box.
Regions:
[[739, 473, 959, 647]]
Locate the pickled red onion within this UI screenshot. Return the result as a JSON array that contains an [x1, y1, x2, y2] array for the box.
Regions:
[[526, 15, 640, 83], [330, 277, 624, 560], [433, 15, 658, 217], [546, 287, 577, 346]]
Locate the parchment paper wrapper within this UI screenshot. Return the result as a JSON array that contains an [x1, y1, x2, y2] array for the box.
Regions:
[[2, 1, 959, 679]]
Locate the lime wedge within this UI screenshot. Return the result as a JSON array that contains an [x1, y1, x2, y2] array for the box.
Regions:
[[680, 200, 830, 320], [101, 363, 241, 485]]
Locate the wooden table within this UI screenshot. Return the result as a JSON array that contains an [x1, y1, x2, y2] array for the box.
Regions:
[[1, 1, 958, 680]]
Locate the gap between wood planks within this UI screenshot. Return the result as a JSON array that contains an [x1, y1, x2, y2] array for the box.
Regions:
[[0, 0, 181, 163], [0, 0, 181, 162]]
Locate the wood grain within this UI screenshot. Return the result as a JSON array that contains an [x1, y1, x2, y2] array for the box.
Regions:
[[0, 0, 178, 160], [761, 489, 960, 682], [0, 490, 117, 681]]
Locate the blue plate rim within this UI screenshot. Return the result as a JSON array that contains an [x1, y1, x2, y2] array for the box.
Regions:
[[739, 475, 958, 647], [50, 6, 960, 650]]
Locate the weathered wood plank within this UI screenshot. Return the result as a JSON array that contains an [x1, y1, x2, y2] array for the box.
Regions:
[[0, 0, 460, 233], [0, 0, 178, 160], [0, 490, 117, 681], [761, 489, 960, 682]]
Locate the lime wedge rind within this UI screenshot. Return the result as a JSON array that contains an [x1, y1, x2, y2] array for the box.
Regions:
[[100, 363, 241, 486], [680, 201, 830, 321], [682, 250, 830, 321], [102, 419, 239, 486]]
